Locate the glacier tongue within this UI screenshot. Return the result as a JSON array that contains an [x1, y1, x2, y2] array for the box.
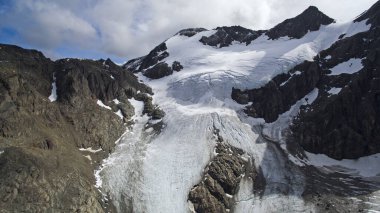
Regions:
[[97, 19, 374, 213]]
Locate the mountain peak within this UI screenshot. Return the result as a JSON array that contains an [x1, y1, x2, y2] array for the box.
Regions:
[[266, 6, 334, 39], [305, 5, 319, 12]]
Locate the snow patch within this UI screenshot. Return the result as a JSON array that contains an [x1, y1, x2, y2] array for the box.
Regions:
[[149, 119, 162, 125], [48, 73, 57, 102], [79, 147, 102, 153], [304, 152, 380, 178], [280, 71, 302, 86], [145, 127, 154, 133], [328, 58, 363, 75], [113, 99, 121, 104], [328, 87, 342, 95], [293, 71, 301, 75], [343, 19, 371, 38], [97, 100, 112, 110], [84, 155, 92, 161], [225, 193, 233, 198], [0, 150, 3, 155], [114, 110, 124, 119]]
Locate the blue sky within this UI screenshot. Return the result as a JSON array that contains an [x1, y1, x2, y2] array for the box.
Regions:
[[0, 0, 378, 64]]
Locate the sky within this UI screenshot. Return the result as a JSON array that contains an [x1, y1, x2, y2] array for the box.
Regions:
[[0, 0, 378, 64]]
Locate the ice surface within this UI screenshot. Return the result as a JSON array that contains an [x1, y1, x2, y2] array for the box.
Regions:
[[329, 58, 364, 75], [98, 19, 375, 213], [96, 100, 111, 110], [48, 73, 57, 102]]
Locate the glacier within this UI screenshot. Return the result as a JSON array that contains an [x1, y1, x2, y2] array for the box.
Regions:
[[96, 19, 380, 212]]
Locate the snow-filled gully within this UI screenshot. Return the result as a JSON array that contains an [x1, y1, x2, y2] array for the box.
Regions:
[[96, 19, 380, 212]]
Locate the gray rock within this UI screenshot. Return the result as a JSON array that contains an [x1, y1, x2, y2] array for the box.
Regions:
[[188, 138, 256, 213], [0, 43, 154, 212], [200, 26, 264, 48], [266, 6, 335, 39]]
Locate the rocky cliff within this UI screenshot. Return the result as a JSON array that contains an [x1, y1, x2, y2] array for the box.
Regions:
[[266, 6, 335, 39], [0, 44, 156, 212], [232, 2, 380, 160]]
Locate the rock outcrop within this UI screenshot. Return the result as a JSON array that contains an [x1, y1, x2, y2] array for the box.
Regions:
[[123, 42, 183, 79], [266, 6, 335, 39], [233, 2, 380, 159], [232, 61, 321, 123], [0, 44, 156, 212], [188, 129, 256, 213], [200, 26, 264, 48], [176, 28, 207, 37], [291, 4, 380, 160]]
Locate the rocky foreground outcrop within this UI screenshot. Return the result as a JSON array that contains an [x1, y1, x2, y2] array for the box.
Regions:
[[188, 129, 257, 213], [232, 1, 380, 160], [0, 44, 161, 212]]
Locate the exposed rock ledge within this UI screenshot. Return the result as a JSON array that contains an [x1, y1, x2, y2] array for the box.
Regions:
[[188, 129, 257, 213]]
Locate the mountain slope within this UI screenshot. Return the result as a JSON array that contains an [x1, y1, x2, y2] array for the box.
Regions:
[[0, 44, 158, 212], [2, 1, 380, 213], [232, 1, 380, 160], [266, 6, 335, 39], [100, 2, 380, 213]]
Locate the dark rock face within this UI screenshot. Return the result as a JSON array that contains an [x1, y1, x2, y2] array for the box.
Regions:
[[188, 143, 253, 213], [354, 0, 380, 25], [138, 42, 169, 71], [200, 26, 264, 48], [172, 61, 183, 71], [233, 5, 380, 159], [0, 43, 155, 212], [56, 58, 150, 105], [232, 61, 321, 123], [135, 92, 165, 120], [188, 129, 256, 213], [266, 6, 334, 39], [122, 56, 144, 71], [176, 28, 207, 37], [0, 147, 105, 212], [292, 37, 380, 159], [124, 43, 182, 79], [290, 7, 380, 160], [143, 62, 173, 79]]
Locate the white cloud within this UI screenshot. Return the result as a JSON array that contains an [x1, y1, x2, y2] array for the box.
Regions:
[[1, 0, 378, 60], [3, 0, 98, 49]]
